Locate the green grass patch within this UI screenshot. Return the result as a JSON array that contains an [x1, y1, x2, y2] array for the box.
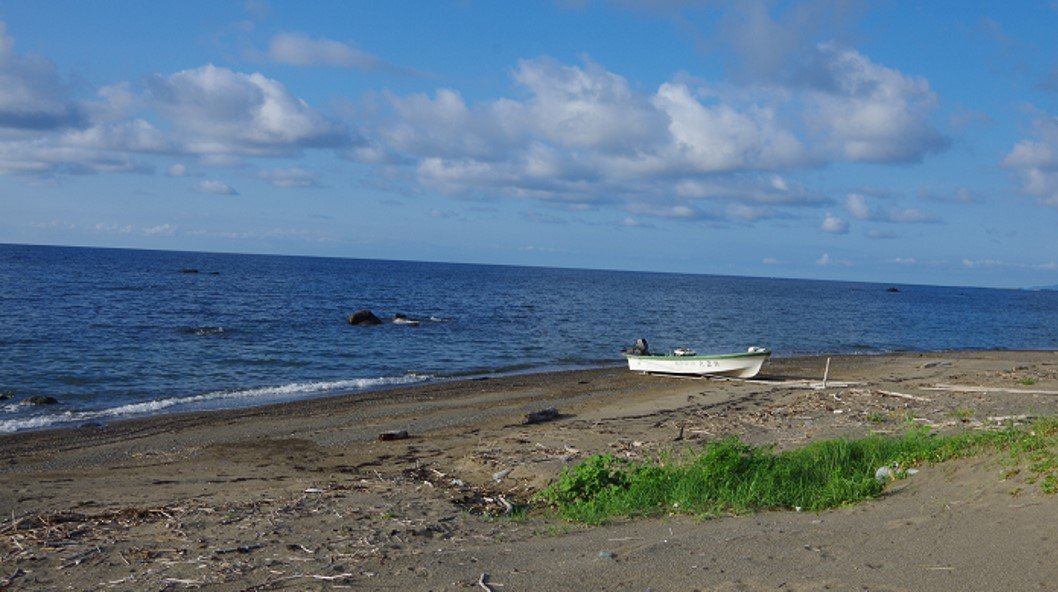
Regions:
[[950, 408, 975, 420], [1019, 376, 1038, 386], [538, 419, 1058, 524]]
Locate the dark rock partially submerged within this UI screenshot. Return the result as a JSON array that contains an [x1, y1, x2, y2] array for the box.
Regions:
[[347, 309, 383, 326], [22, 395, 59, 406]]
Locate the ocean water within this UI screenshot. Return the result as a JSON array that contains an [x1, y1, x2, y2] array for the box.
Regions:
[[2, 243, 1057, 433]]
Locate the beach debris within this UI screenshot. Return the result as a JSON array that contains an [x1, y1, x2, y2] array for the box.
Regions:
[[923, 384, 1058, 396], [524, 406, 561, 425], [347, 309, 382, 326], [497, 495, 514, 514], [598, 550, 616, 560], [491, 468, 512, 482], [987, 414, 1037, 423], [674, 423, 685, 441], [303, 487, 324, 494], [875, 466, 895, 483], [377, 430, 410, 441], [875, 390, 931, 403], [215, 543, 261, 555], [477, 572, 496, 592], [1, 568, 25, 589], [921, 361, 952, 369]]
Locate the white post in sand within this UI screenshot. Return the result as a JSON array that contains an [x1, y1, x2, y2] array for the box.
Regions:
[[823, 357, 831, 389]]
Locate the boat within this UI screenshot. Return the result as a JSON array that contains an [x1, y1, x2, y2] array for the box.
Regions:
[[623, 340, 771, 378]]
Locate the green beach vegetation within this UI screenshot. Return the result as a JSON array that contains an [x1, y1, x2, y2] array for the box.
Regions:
[[538, 418, 1058, 524]]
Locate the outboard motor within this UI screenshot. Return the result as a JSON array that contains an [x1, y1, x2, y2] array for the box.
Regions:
[[632, 338, 649, 355]]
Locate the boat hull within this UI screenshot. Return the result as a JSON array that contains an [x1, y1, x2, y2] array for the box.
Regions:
[[624, 350, 770, 378]]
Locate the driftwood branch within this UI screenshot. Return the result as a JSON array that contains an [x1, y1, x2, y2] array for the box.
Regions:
[[922, 384, 1058, 396], [876, 390, 932, 402], [478, 572, 495, 592]]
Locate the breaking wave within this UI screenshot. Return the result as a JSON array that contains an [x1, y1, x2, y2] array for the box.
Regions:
[[0, 374, 431, 434]]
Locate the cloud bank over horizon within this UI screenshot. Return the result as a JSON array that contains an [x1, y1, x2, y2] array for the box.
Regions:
[[1, 1, 1057, 288]]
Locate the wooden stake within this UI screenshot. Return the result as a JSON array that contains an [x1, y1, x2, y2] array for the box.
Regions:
[[823, 357, 831, 389]]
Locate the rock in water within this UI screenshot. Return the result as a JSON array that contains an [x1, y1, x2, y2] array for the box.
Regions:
[[23, 395, 59, 405], [347, 309, 382, 326]]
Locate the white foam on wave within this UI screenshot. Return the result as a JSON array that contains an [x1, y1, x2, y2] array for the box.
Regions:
[[0, 374, 431, 433]]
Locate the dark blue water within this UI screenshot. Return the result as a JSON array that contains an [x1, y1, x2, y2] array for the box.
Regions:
[[2, 243, 1057, 432]]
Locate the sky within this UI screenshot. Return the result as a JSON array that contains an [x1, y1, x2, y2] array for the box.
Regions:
[[1, 1, 1057, 288]]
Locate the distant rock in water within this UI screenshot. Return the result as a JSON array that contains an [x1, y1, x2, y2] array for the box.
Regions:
[[178, 326, 226, 336], [392, 313, 421, 326], [348, 309, 382, 326], [180, 268, 199, 274], [22, 395, 59, 406], [886, 287, 901, 293]]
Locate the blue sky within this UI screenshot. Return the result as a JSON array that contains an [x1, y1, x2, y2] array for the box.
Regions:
[[1, 1, 1057, 288]]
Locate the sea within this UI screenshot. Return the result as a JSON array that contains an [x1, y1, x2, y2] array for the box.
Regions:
[[2, 243, 1057, 433]]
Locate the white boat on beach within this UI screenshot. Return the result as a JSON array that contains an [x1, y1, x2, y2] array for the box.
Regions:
[[623, 339, 771, 378]]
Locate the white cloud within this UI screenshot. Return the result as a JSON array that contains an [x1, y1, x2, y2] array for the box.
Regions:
[[962, 258, 1058, 270], [358, 47, 944, 226], [267, 33, 392, 71], [620, 216, 655, 228], [514, 57, 669, 154], [93, 223, 133, 234], [0, 21, 84, 131], [844, 192, 939, 223], [821, 212, 849, 234], [142, 223, 175, 236], [363, 57, 830, 224], [167, 163, 187, 177], [259, 167, 318, 188], [1002, 110, 1058, 206], [192, 179, 238, 195], [817, 252, 851, 266], [651, 81, 807, 171], [846, 193, 871, 219], [61, 119, 170, 153], [806, 45, 948, 163], [147, 64, 349, 156]]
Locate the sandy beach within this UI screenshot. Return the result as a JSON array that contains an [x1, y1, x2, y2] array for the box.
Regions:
[[3, 351, 1058, 591]]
